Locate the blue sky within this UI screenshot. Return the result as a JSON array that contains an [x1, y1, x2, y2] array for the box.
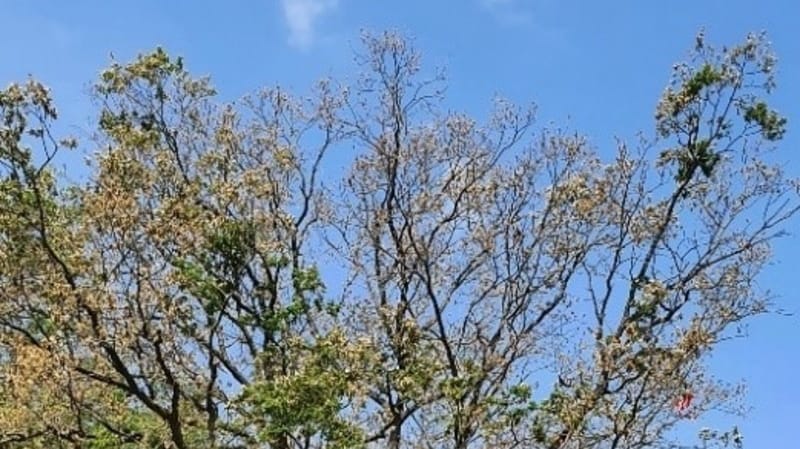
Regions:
[[2, 0, 798, 446]]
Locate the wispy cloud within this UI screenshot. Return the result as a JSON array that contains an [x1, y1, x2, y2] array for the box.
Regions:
[[481, 0, 515, 8], [479, 0, 533, 25], [281, 0, 338, 49]]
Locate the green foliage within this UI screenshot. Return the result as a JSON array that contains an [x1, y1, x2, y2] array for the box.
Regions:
[[205, 218, 256, 282], [238, 333, 366, 449], [173, 257, 224, 314], [743, 101, 786, 140], [656, 32, 784, 189], [98, 47, 185, 94], [492, 383, 538, 426], [683, 64, 723, 103]]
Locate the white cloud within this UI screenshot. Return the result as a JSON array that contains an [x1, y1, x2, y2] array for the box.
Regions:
[[479, 0, 532, 25], [281, 0, 338, 49]]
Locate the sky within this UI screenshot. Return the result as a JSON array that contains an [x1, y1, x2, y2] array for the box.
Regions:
[[1, 0, 798, 447]]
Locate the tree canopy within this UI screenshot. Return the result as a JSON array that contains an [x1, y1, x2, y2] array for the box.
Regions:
[[0, 31, 796, 449]]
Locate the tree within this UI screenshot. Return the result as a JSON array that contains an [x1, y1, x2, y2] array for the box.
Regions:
[[0, 31, 795, 449]]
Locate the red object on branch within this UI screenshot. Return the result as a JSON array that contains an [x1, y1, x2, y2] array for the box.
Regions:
[[674, 391, 694, 412]]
